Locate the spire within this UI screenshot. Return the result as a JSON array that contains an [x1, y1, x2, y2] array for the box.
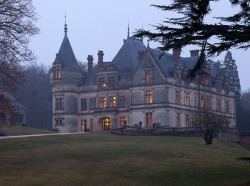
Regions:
[[64, 13, 68, 34], [127, 20, 130, 39]]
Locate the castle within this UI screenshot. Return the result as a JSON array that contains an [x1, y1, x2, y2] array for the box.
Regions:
[[50, 24, 236, 133]]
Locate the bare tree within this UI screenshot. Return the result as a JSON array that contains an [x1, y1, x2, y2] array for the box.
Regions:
[[0, 0, 39, 120], [191, 109, 229, 145]]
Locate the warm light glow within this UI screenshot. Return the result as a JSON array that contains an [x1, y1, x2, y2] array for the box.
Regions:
[[146, 91, 153, 104], [201, 96, 204, 108], [146, 71, 152, 83], [103, 97, 106, 108], [185, 93, 189, 106]]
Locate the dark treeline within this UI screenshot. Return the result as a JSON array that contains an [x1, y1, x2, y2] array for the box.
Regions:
[[238, 90, 250, 132], [15, 63, 52, 130]]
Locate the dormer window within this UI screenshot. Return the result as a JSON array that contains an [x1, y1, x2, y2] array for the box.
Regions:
[[146, 71, 152, 83], [54, 66, 61, 79]]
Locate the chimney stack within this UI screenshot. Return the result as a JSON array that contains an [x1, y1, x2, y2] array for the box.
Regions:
[[173, 48, 181, 64], [190, 50, 199, 57], [87, 55, 93, 72], [98, 50, 104, 67], [138, 51, 145, 62]]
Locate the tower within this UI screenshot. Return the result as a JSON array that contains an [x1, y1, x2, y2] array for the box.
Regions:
[[50, 20, 82, 133]]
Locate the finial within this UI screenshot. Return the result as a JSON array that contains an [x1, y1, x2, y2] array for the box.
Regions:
[[64, 13, 68, 34], [127, 19, 130, 38]]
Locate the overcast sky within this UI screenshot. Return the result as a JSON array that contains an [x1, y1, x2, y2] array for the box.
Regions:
[[29, 0, 249, 91]]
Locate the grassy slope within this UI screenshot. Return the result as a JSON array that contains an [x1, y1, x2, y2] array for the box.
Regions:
[[0, 132, 250, 186], [0, 125, 53, 136]]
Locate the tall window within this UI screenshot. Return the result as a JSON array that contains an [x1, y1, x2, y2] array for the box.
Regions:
[[200, 72, 204, 84], [109, 76, 115, 88], [90, 98, 96, 109], [206, 97, 210, 109], [109, 96, 116, 107], [216, 98, 221, 112], [146, 113, 152, 128], [99, 77, 106, 88], [81, 98, 87, 110], [146, 71, 152, 83], [99, 97, 106, 108], [146, 90, 153, 104], [185, 114, 189, 127], [175, 91, 180, 104], [205, 74, 209, 85], [176, 113, 180, 127], [119, 95, 126, 107], [201, 96, 204, 108], [56, 97, 63, 110], [90, 119, 94, 132], [184, 93, 189, 106], [120, 117, 126, 128], [54, 66, 61, 79]]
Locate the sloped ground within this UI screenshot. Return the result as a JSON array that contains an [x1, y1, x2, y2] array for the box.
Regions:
[[0, 132, 250, 186]]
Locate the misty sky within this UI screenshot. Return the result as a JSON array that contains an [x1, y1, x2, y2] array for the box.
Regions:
[[29, 0, 249, 91]]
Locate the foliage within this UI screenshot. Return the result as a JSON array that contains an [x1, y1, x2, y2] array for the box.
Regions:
[[0, 0, 39, 117], [191, 109, 229, 145], [237, 90, 250, 131], [133, 0, 249, 78]]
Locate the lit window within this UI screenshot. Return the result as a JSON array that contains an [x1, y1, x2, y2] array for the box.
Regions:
[[201, 96, 204, 108], [90, 119, 94, 132], [200, 72, 204, 84], [99, 97, 106, 108], [146, 71, 152, 83], [176, 91, 180, 104], [109, 96, 116, 108], [176, 113, 180, 127], [146, 90, 152, 104], [54, 66, 61, 79], [120, 117, 126, 128], [185, 93, 189, 106], [146, 113, 152, 128]]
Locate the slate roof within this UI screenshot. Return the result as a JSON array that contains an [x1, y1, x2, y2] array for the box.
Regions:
[[57, 34, 79, 70]]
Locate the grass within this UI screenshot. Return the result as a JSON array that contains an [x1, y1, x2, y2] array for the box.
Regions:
[[0, 125, 53, 136], [0, 132, 250, 186]]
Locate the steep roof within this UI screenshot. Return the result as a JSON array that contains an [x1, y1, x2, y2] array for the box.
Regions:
[[112, 37, 146, 82], [58, 34, 79, 70]]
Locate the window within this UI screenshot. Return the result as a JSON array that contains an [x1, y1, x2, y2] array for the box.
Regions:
[[56, 97, 63, 110], [146, 71, 152, 83], [176, 91, 180, 104], [120, 117, 127, 128], [206, 97, 210, 109], [201, 96, 204, 108], [200, 72, 204, 84], [225, 100, 230, 113], [185, 114, 189, 127], [146, 90, 152, 104], [99, 77, 106, 89], [100, 97, 106, 108], [55, 119, 63, 126], [90, 119, 94, 132], [185, 93, 189, 106], [81, 98, 87, 110], [217, 83, 221, 93], [119, 95, 126, 107], [81, 120, 87, 132], [146, 113, 152, 128], [109, 76, 115, 88], [176, 113, 180, 127], [216, 98, 221, 112], [109, 96, 116, 108], [205, 74, 209, 85], [90, 98, 96, 109], [54, 66, 61, 79]]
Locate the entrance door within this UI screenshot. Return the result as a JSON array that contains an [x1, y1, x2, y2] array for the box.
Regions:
[[100, 117, 111, 131]]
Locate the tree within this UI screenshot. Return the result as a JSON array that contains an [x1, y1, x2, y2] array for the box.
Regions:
[[191, 109, 229, 145], [237, 90, 250, 131], [0, 0, 39, 119], [133, 0, 249, 78]]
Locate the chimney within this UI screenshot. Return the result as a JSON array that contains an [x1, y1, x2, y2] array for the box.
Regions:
[[190, 50, 199, 57], [87, 55, 93, 72], [173, 48, 181, 64], [138, 51, 145, 62], [98, 50, 104, 67]]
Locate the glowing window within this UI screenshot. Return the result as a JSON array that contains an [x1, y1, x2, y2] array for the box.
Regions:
[[120, 117, 126, 128], [99, 97, 106, 108], [54, 66, 61, 79], [201, 96, 204, 108], [185, 93, 189, 106], [109, 96, 116, 108], [146, 90, 152, 104], [146, 113, 152, 128], [146, 71, 152, 83]]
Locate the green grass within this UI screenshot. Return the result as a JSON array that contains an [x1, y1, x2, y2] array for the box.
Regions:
[[0, 125, 53, 136], [0, 132, 250, 186]]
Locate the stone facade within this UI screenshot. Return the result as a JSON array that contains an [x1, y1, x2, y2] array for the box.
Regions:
[[50, 28, 236, 133]]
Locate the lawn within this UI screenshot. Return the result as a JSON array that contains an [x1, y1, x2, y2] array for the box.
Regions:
[[0, 132, 250, 186], [0, 125, 53, 136]]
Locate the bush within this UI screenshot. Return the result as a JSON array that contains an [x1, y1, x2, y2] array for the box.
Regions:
[[51, 128, 59, 133]]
